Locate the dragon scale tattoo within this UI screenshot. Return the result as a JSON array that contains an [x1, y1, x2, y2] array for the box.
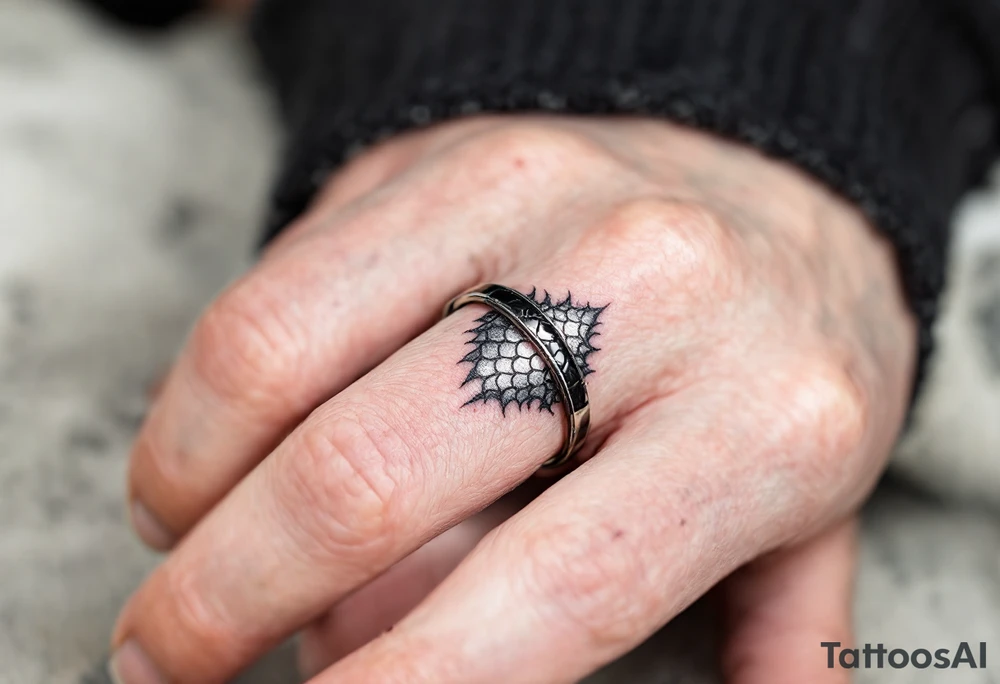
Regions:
[[459, 289, 606, 412]]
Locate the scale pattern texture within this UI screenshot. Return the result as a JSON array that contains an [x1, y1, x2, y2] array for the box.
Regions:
[[460, 290, 605, 412]]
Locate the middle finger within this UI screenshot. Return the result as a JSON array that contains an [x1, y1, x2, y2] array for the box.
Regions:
[[112, 241, 704, 683]]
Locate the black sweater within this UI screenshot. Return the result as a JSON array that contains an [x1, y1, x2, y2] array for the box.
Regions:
[[85, 0, 1000, 395]]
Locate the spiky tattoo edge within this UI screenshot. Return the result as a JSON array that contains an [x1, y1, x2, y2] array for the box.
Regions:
[[458, 289, 606, 414]]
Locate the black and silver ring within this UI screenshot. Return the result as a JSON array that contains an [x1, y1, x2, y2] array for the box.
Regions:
[[444, 284, 591, 469]]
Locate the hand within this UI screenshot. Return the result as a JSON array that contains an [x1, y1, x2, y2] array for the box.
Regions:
[[111, 116, 915, 683]]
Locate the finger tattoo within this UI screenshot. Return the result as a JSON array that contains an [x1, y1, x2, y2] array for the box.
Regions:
[[459, 289, 606, 413]]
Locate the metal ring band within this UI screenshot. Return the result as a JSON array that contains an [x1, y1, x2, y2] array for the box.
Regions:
[[444, 284, 591, 469]]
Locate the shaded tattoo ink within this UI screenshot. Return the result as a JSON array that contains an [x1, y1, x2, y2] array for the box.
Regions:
[[459, 289, 606, 412]]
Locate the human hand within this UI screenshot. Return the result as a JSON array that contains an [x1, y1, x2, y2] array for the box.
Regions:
[[111, 116, 915, 683]]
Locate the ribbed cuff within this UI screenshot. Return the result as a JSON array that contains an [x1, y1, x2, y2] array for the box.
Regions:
[[251, 0, 1000, 402]]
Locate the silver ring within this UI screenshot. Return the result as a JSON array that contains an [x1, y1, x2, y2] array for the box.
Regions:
[[444, 284, 591, 469]]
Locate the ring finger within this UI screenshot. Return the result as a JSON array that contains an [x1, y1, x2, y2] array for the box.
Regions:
[[110, 223, 707, 683]]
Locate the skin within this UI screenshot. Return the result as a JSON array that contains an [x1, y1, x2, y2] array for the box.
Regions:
[[109, 115, 915, 684]]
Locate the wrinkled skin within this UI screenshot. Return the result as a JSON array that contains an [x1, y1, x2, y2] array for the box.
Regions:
[[111, 116, 916, 684]]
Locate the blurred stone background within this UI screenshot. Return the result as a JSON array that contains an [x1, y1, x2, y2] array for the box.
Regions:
[[1, 1, 999, 682]]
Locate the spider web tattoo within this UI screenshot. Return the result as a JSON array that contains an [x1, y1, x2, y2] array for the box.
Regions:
[[459, 289, 606, 412]]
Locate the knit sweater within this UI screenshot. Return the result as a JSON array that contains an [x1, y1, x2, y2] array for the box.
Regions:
[[84, 0, 1000, 396]]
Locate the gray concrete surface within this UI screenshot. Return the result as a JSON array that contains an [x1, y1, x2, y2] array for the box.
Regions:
[[2, 1, 999, 682]]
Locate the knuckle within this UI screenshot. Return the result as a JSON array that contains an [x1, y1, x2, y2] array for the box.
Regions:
[[164, 567, 242, 656], [781, 353, 871, 462], [189, 282, 304, 408], [519, 521, 656, 648], [457, 124, 607, 180], [275, 413, 401, 560], [595, 199, 744, 297]]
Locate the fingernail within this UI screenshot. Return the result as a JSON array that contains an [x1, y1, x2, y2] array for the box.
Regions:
[[109, 640, 167, 684], [129, 499, 176, 551]]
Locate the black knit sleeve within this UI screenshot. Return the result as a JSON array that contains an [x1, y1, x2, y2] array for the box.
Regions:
[[251, 0, 999, 395]]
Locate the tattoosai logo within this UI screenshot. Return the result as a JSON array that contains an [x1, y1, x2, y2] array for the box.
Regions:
[[822, 642, 987, 670]]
